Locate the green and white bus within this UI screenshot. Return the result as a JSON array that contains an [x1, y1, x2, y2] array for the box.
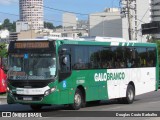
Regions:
[[7, 37, 159, 110]]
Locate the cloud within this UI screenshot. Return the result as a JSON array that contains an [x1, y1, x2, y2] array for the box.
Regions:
[[0, 0, 18, 5]]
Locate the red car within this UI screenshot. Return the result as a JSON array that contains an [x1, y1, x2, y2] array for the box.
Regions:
[[0, 58, 7, 93]]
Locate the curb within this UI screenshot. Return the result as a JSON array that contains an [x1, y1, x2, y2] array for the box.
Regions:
[[0, 96, 7, 99]]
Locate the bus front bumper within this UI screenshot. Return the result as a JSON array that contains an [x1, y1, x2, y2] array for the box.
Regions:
[[7, 90, 60, 105]]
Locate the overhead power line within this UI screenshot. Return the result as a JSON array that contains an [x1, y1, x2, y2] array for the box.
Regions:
[[0, 11, 19, 17], [1, 0, 151, 32], [137, 8, 150, 28], [43, 5, 88, 16], [5, 0, 121, 17]]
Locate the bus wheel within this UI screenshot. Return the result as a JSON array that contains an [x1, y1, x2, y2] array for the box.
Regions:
[[30, 105, 42, 111], [124, 85, 135, 104], [70, 89, 82, 110]]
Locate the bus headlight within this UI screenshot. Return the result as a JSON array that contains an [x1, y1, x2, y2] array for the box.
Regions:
[[7, 87, 13, 95], [50, 87, 56, 92], [7, 87, 10, 92], [44, 90, 50, 96], [44, 87, 56, 96]]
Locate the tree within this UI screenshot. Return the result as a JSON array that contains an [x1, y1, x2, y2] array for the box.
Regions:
[[77, 32, 82, 37], [7, 21, 16, 32], [3, 19, 10, 28], [56, 25, 62, 29], [0, 43, 7, 57], [0, 19, 16, 32], [44, 21, 63, 29], [0, 25, 2, 30], [44, 22, 55, 29]]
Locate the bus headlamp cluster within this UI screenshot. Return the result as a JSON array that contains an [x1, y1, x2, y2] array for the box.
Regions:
[[7, 87, 10, 92], [44, 87, 56, 96], [7, 87, 13, 95]]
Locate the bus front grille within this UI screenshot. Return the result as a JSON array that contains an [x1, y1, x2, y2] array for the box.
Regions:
[[14, 94, 43, 101]]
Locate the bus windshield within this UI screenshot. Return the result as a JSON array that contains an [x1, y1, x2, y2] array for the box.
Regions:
[[8, 53, 56, 80]]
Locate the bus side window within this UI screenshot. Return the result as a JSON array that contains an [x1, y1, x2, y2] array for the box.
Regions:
[[72, 46, 89, 70], [147, 48, 156, 67], [74, 58, 86, 69], [137, 47, 147, 67]]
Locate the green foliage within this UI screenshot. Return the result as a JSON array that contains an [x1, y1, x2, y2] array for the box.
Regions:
[[77, 32, 82, 37], [0, 19, 16, 32], [44, 21, 62, 29], [0, 43, 7, 57], [44, 22, 55, 29], [56, 25, 62, 29]]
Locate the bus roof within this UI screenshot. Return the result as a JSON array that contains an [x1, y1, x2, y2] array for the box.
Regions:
[[17, 36, 136, 42], [79, 36, 127, 42], [14, 36, 156, 47]]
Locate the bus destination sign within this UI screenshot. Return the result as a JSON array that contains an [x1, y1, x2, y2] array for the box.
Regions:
[[14, 42, 49, 49]]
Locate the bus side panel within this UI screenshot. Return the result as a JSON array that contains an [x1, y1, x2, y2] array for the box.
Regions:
[[107, 69, 127, 99], [107, 68, 156, 99], [87, 70, 108, 101], [135, 68, 156, 95], [68, 70, 108, 102], [99, 81, 108, 100], [75, 70, 100, 101], [58, 79, 72, 104]]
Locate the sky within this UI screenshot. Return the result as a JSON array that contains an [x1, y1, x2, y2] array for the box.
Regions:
[[0, 0, 120, 26]]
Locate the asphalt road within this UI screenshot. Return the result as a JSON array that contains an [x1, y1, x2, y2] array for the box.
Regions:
[[0, 90, 160, 119]]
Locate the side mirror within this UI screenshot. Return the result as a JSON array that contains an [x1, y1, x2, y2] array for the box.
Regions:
[[62, 56, 68, 65]]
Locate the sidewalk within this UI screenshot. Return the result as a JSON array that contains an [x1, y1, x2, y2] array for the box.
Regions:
[[0, 95, 7, 99]]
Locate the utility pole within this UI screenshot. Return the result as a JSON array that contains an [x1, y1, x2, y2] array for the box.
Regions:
[[121, 0, 136, 40], [127, 0, 132, 40]]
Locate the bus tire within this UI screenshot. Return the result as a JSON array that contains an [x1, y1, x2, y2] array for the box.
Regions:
[[69, 88, 82, 110], [124, 84, 135, 104], [30, 105, 42, 111]]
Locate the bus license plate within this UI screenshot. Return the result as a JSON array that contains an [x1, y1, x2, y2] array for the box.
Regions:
[[23, 97, 32, 101]]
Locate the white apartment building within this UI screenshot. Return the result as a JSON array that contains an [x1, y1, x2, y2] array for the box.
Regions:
[[151, 0, 160, 39], [89, 0, 151, 42], [19, 0, 44, 30], [122, 0, 151, 42], [89, 8, 123, 38], [62, 13, 77, 29], [16, 21, 30, 32]]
